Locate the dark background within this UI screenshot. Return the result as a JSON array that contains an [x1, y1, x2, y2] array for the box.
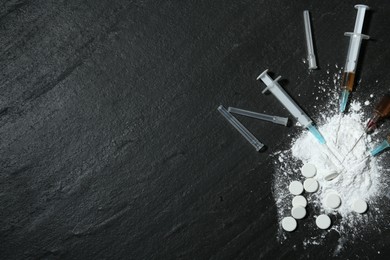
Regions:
[[1, 0, 390, 259]]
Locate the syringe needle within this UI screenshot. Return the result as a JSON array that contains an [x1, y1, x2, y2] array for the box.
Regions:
[[338, 153, 371, 176], [217, 105, 265, 152], [341, 132, 365, 163], [335, 114, 343, 146], [321, 143, 345, 169]]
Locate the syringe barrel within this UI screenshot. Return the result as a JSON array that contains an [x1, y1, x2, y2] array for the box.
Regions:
[[344, 33, 365, 73], [257, 70, 312, 128]]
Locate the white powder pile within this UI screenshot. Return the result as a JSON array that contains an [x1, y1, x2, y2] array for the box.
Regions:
[[272, 65, 388, 254], [291, 102, 380, 217]]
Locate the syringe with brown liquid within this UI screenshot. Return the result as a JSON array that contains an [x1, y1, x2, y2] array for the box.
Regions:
[[365, 94, 390, 133], [339, 5, 370, 113]]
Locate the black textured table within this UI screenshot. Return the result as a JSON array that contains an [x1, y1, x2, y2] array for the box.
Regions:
[[1, 0, 390, 259]]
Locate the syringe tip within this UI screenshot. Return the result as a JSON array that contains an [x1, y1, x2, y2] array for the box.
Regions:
[[307, 124, 326, 144], [365, 120, 376, 133], [366, 114, 381, 133], [339, 89, 350, 113], [370, 140, 390, 156]]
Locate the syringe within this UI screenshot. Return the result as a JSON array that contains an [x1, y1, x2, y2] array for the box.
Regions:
[[365, 94, 390, 133], [371, 135, 390, 156], [217, 105, 265, 152], [339, 4, 370, 113], [257, 69, 325, 144]]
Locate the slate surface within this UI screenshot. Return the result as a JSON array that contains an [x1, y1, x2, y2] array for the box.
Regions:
[[1, 0, 390, 259]]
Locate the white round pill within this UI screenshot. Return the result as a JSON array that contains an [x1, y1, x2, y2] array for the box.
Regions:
[[301, 163, 316, 178], [352, 199, 368, 213], [282, 217, 297, 232], [292, 195, 307, 208], [303, 178, 319, 193], [324, 171, 340, 181], [291, 206, 306, 219], [289, 181, 304, 195], [316, 214, 331, 229], [325, 193, 341, 209]]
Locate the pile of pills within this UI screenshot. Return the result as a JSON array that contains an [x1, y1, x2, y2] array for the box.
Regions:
[[281, 163, 368, 232]]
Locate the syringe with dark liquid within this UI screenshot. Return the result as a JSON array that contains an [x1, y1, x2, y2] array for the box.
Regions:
[[366, 94, 390, 133], [339, 4, 370, 113]]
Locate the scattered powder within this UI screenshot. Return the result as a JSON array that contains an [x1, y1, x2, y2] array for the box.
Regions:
[[364, 100, 370, 106], [370, 94, 374, 98], [272, 65, 389, 254], [350, 101, 361, 111]]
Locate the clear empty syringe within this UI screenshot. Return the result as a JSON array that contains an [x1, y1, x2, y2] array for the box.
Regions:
[[339, 4, 370, 113], [227, 107, 289, 126], [257, 69, 325, 144], [217, 105, 264, 151]]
